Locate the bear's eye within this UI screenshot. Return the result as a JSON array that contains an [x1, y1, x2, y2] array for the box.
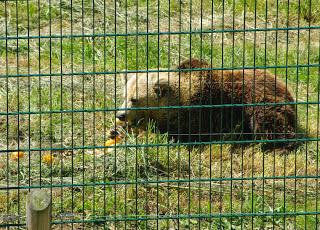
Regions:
[[130, 98, 138, 104]]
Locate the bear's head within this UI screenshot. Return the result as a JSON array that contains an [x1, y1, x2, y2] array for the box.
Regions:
[[116, 71, 177, 127]]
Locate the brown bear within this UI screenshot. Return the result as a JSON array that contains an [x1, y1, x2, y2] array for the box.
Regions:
[[114, 58, 298, 151]]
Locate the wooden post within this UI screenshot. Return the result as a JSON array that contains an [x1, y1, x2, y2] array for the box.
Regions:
[[26, 189, 51, 230]]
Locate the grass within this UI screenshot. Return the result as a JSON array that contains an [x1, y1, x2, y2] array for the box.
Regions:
[[0, 0, 319, 229]]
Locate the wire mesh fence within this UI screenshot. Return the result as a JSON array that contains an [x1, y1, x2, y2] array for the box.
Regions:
[[0, 0, 319, 229]]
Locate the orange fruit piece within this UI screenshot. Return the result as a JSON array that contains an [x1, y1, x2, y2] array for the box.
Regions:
[[105, 136, 122, 147], [42, 153, 55, 165], [10, 151, 25, 161]]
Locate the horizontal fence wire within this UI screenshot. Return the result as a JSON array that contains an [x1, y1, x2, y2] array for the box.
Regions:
[[1, 25, 320, 41], [0, 137, 319, 154], [0, 101, 318, 116], [2, 211, 320, 228], [1, 174, 320, 190], [1, 64, 320, 79]]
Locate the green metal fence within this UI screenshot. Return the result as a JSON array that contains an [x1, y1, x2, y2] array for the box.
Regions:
[[0, 0, 319, 229]]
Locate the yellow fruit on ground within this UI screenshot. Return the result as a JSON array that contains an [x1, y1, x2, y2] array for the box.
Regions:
[[105, 139, 115, 146], [42, 153, 55, 165], [10, 151, 25, 161], [105, 136, 122, 147]]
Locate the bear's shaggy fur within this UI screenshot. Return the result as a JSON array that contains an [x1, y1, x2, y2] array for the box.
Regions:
[[116, 59, 298, 151]]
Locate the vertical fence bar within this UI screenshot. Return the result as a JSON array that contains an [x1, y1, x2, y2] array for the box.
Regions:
[[81, 0, 85, 227], [15, 0, 21, 227], [70, 0, 74, 228], [294, 0, 301, 228], [316, 24, 320, 228], [4, 0, 10, 224], [305, 1, 312, 228]]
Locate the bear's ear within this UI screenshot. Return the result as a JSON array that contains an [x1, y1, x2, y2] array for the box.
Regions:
[[177, 58, 209, 69], [120, 72, 135, 85], [153, 78, 171, 98]]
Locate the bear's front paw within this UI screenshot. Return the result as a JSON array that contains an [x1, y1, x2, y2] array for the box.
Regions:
[[109, 128, 121, 139]]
